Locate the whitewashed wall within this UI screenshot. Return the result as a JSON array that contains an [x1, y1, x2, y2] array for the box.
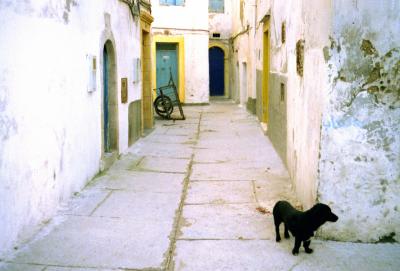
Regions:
[[230, 0, 257, 105], [318, 0, 400, 242], [257, 0, 400, 243], [208, 0, 232, 39], [0, 0, 141, 257], [253, 0, 331, 209]]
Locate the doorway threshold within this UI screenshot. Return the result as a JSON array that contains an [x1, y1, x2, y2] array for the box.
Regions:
[[260, 122, 268, 134], [100, 151, 118, 172]]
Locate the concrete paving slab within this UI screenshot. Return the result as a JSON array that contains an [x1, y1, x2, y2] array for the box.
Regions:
[[186, 181, 255, 204], [291, 241, 400, 271], [193, 147, 273, 163], [173, 240, 298, 271], [127, 141, 193, 159], [164, 129, 198, 137], [179, 204, 275, 240], [138, 156, 190, 173], [173, 239, 400, 271], [0, 263, 45, 271], [90, 171, 185, 193], [59, 189, 110, 216], [12, 216, 172, 270], [104, 153, 143, 173], [196, 137, 267, 149], [45, 268, 118, 271], [92, 190, 181, 221], [254, 179, 300, 211], [141, 133, 196, 144], [190, 163, 269, 181], [193, 148, 288, 176]]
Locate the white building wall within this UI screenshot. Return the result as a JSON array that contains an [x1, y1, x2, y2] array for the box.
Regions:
[[151, 0, 209, 103], [0, 0, 141, 257], [257, 0, 400, 243], [318, 0, 400, 242], [151, 0, 208, 30], [208, 0, 233, 39], [231, 0, 257, 106], [253, 0, 331, 210]]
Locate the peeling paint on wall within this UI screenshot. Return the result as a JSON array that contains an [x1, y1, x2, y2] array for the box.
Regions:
[[318, 1, 400, 242], [331, 36, 400, 109]]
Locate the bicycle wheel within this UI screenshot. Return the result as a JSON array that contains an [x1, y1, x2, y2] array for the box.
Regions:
[[154, 95, 174, 118]]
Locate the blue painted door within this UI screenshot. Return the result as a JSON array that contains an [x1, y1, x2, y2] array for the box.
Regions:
[[156, 43, 178, 99], [209, 47, 224, 96], [103, 47, 110, 152]]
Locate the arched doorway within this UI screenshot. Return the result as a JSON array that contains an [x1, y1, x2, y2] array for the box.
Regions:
[[102, 40, 118, 154], [209, 46, 225, 96]]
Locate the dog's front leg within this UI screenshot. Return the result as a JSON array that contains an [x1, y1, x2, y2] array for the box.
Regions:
[[292, 238, 301, 255], [274, 218, 282, 242], [303, 239, 313, 254], [275, 223, 281, 242]]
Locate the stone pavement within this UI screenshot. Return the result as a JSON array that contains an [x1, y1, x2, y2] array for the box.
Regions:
[[1, 101, 399, 271]]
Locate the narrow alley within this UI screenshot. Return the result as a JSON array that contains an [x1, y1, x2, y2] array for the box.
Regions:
[[1, 101, 399, 271]]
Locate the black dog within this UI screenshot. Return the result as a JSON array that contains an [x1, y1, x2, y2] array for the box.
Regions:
[[273, 200, 338, 255]]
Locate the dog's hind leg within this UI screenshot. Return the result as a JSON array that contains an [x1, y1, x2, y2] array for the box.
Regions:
[[303, 240, 313, 254], [284, 223, 290, 239]]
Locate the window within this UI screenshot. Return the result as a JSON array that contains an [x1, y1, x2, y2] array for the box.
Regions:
[[209, 0, 224, 13], [160, 0, 184, 6]]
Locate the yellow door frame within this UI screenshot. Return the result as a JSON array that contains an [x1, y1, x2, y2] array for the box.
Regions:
[[140, 11, 154, 132], [152, 35, 185, 102], [262, 19, 270, 123]]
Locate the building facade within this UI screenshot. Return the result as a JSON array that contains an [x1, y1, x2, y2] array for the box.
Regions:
[[234, 0, 400, 242], [0, 0, 153, 257], [151, 0, 209, 104]]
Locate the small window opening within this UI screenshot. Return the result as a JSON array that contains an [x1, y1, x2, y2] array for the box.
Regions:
[[280, 83, 285, 102], [296, 40, 305, 77], [281, 22, 286, 44]]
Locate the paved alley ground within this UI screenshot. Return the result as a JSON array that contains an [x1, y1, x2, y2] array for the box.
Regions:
[[1, 101, 399, 271]]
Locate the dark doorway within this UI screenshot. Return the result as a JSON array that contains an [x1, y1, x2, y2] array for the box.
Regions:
[[103, 46, 110, 152], [102, 40, 118, 154], [209, 46, 225, 96]]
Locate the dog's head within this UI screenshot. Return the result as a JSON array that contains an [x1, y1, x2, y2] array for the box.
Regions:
[[312, 203, 339, 224]]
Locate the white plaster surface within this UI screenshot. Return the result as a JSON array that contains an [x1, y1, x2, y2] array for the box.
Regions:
[[318, 0, 400, 242], [0, 0, 143, 257]]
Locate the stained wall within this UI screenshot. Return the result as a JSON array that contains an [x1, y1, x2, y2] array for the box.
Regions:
[[318, 0, 400, 242]]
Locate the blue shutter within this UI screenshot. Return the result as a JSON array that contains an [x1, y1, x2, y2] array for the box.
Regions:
[[210, 0, 224, 12], [160, 0, 184, 6]]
